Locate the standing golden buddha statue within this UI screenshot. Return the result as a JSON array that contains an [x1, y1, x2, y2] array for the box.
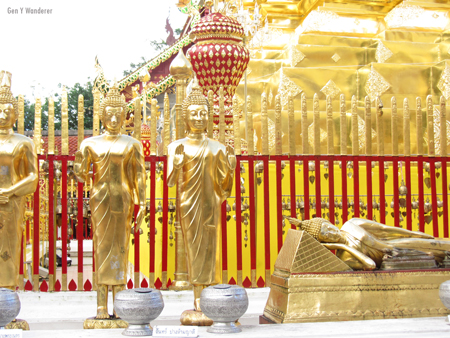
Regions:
[[0, 70, 38, 290], [74, 82, 146, 327], [167, 78, 236, 325]]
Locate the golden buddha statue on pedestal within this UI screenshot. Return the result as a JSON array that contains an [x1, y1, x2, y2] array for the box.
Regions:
[[287, 217, 450, 271], [0, 71, 38, 290], [167, 78, 236, 325], [75, 82, 146, 328], [0, 71, 37, 331]]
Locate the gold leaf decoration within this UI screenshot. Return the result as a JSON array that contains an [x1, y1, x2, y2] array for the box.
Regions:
[[331, 53, 341, 63], [349, 114, 377, 152], [423, 107, 450, 154], [268, 89, 274, 106], [320, 80, 341, 99], [375, 41, 394, 63], [437, 63, 450, 100], [365, 67, 391, 101], [278, 69, 302, 109], [288, 45, 305, 67], [307, 124, 327, 148]]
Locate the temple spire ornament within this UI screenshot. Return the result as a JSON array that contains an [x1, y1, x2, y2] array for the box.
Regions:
[[187, 11, 250, 146]]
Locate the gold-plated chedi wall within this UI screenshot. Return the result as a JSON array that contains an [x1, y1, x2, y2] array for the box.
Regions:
[[236, 0, 450, 156]]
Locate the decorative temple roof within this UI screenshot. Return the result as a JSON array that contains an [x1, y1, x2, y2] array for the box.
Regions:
[[93, 13, 202, 113]]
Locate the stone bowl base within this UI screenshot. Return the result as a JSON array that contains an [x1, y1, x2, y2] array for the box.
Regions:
[[123, 324, 152, 336], [207, 322, 241, 334]]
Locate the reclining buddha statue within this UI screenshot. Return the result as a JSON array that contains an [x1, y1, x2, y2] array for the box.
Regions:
[[286, 217, 450, 271]]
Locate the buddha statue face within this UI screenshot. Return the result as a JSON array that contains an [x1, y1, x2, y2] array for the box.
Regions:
[[103, 105, 125, 133], [186, 104, 208, 134], [0, 103, 15, 130], [318, 220, 343, 243]]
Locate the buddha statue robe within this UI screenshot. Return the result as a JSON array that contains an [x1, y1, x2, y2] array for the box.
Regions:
[[0, 132, 37, 287], [75, 134, 145, 285], [168, 137, 233, 285]]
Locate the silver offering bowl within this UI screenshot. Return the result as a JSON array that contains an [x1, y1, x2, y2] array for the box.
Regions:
[[114, 288, 164, 336], [0, 288, 20, 329], [200, 284, 249, 334]]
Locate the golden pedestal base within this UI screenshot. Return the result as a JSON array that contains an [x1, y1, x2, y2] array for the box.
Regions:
[[169, 277, 192, 291], [262, 269, 450, 324], [83, 317, 128, 329], [5, 319, 29, 330], [180, 309, 213, 326]]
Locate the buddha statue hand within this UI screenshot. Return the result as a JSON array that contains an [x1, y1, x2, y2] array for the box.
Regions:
[[0, 190, 8, 204], [173, 144, 185, 170], [0, 188, 12, 201], [226, 145, 236, 170], [134, 204, 145, 231], [74, 150, 86, 183]]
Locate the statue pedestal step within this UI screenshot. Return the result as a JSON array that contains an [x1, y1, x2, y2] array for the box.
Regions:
[[83, 316, 128, 329], [262, 268, 450, 324]]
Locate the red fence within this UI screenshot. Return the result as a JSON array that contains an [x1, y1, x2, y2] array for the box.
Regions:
[[24, 153, 449, 291]]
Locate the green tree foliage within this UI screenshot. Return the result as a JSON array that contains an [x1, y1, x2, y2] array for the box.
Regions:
[[123, 57, 147, 77], [20, 81, 94, 131], [122, 28, 182, 77]]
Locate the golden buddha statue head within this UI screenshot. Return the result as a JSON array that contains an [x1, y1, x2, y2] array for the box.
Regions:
[[100, 81, 127, 133], [182, 77, 209, 134], [286, 217, 343, 243], [0, 71, 18, 129]]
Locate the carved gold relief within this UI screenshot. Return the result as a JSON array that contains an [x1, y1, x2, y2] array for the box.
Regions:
[[301, 10, 339, 33], [268, 89, 273, 106], [307, 124, 327, 149], [385, 3, 425, 28], [83, 318, 128, 330], [320, 80, 341, 99], [349, 115, 377, 153], [365, 67, 391, 102], [437, 63, 450, 100], [331, 53, 341, 63], [278, 69, 302, 109], [287, 45, 305, 67], [423, 107, 450, 156], [375, 41, 393, 63]]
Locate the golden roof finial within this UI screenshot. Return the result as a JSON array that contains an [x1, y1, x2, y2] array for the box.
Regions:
[[170, 50, 193, 80]]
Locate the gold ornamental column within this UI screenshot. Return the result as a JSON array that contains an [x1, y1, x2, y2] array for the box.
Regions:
[[48, 98, 55, 155], [61, 87, 69, 156], [93, 88, 100, 137], [169, 50, 193, 291], [34, 97, 42, 155], [18, 95, 24, 135]]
